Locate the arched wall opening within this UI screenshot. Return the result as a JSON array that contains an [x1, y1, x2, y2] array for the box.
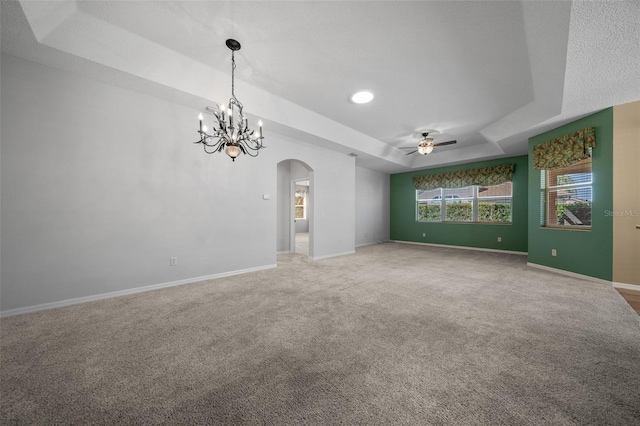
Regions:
[[276, 159, 314, 258]]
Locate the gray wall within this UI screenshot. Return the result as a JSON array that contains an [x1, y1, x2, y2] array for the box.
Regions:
[[276, 161, 291, 253], [355, 166, 390, 246], [1, 54, 363, 314]]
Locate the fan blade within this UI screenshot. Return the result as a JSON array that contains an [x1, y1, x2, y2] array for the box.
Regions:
[[398, 146, 416, 149], [405, 150, 418, 155], [433, 140, 457, 147]]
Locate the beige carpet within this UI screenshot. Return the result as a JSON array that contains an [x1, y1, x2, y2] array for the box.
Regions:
[[1, 243, 639, 425], [295, 232, 309, 256]]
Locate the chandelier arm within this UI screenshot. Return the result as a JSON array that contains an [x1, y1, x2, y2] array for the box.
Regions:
[[204, 138, 225, 153], [202, 140, 219, 149], [199, 134, 227, 151], [240, 145, 261, 157], [240, 141, 265, 152], [196, 132, 208, 145], [199, 133, 213, 144], [202, 143, 221, 154]]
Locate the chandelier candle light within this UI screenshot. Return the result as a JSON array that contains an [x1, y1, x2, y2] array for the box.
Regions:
[[195, 39, 264, 161]]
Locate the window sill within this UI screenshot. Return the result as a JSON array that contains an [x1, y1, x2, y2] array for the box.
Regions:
[[539, 225, 591, 231]]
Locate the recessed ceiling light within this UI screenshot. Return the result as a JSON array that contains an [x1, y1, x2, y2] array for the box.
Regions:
[[350, 91, 374, 104]]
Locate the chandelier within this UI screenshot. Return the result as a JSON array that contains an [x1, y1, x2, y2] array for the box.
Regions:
[[195, 39, 264, 161]]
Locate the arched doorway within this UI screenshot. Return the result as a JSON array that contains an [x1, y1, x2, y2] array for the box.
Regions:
[[276, 159, 313, 258]]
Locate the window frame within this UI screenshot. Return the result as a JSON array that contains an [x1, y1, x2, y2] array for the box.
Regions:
[[540, 156, 592, 230], [416, 183, 513, 224]]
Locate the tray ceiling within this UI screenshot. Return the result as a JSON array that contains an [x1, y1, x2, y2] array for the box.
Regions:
[[2, 1, 638, 172]]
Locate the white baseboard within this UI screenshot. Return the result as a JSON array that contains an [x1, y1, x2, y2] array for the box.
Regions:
[[0, 264, 278, 318], [391, 240, 528, 256], [526, 262, 612, 285], [311, 250, 356, 261], [613, 282, 640, 292], [355, 240, 387, 248]]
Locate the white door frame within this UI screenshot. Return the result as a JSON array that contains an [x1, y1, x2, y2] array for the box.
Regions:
[[290, 176, 313, 257]]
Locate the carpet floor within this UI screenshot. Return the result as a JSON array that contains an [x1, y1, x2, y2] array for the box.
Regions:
[[295, 232, 309, 257], [1, 243, 639, 425]]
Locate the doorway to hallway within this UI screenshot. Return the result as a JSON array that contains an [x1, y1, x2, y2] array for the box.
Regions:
[[276, 159, 313, 259]]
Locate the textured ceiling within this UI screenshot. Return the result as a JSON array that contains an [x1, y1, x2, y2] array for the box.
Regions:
[[2, 1, 639, 173]]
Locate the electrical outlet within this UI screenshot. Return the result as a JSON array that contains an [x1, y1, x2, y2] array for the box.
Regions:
[[170, 257, 178, 266], [422, 232, 426, 237], [551, 249, 557, 257], [497, 237, 502, 242]]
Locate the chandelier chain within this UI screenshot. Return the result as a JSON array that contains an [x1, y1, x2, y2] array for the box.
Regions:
[[231, 51, 236, 99]]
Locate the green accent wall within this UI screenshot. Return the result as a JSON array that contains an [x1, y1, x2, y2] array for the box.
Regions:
[[528, 108, 613, 280], [390, 155, 528, 252]]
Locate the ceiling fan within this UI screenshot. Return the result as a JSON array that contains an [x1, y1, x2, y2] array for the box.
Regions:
[[399, 132, 457, 155]]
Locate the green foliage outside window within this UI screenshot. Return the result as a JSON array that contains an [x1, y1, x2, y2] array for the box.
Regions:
[[445, 203, 472, 221], [556, 201, 591, 225], [478, 203, 512, 223], [418, 204, 440, 221], [418, 202, 512, 223]]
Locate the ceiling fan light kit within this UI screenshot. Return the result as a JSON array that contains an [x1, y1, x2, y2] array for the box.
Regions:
[[401, 132, 457, 156], [417, 136, 435, 155], [194, 39, 265, 161]]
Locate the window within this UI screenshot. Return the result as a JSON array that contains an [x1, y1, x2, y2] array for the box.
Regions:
[[295, 189, 307, 219], [417, 182, 512, 223], [541, 156, 592, 228], [477, 182, 513, 223], [444, 186, 473, 222], [417, 188, 442, 221]]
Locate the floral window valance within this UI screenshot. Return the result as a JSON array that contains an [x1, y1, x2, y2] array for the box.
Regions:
[[532, 127, 596, 170], [413, 163, 515, 191]]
